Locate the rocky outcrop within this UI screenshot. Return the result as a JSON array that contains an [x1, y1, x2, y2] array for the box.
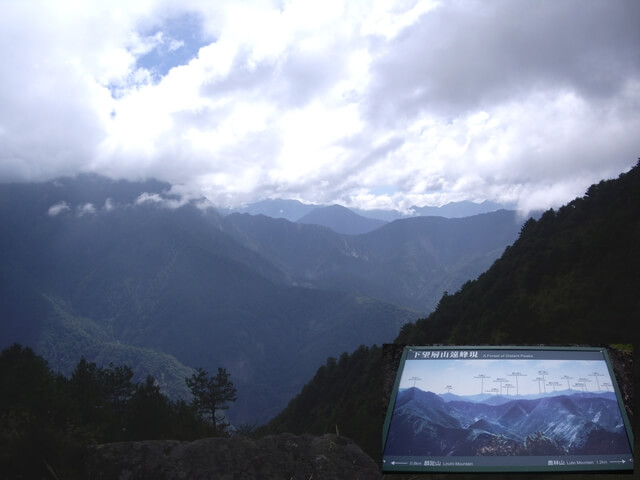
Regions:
[[84, 433, 382, 480]]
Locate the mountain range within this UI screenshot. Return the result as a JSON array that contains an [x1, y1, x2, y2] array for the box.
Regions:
[[296, 204, 387, 235], [222, 208, 521, 312], [0, 174, 521, 425], [384, 387, 631, 457], [437, 389, 617, 405], [222, 198, 511, 223], [264, 161, 639, 461]]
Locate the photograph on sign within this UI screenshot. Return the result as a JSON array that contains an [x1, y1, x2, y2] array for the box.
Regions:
[[382, 347, 633, 473]]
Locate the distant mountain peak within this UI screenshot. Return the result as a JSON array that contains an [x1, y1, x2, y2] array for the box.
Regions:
[[296, 204, 387, 235], [223, 198, 317, 221], [223, 198, 514, 223], [409, 200, 511, 218]]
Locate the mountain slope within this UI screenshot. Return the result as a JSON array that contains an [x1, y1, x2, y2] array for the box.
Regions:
[[296, 204, 387, 234], [263, 161, 639, 460], [224, 209, 522, 312], [0, 176, 417, 425], [397, 160, 640, 345]]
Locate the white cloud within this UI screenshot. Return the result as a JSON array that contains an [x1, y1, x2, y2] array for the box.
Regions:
[[135, 192, 187, 209], [168, 39, 185, 52], [48, 202, 71, 217], [1, 0, 639, 213], [104, 198, 116, 211], [77, 203, 97, 216]]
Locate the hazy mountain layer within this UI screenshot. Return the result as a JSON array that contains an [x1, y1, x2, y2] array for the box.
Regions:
[[0, 176, 419, 424], [221, 198, 318, 222], [223, 209, 521, 312], [438, 389, 617, 405], [223, 198, 510, 222], [296, 204, 387, 235], [0, 174, 539, 426]]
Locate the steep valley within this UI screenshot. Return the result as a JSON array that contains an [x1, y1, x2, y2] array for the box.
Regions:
[[0, 175, 521, 425]]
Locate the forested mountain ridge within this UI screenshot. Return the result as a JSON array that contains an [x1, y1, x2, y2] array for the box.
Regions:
[[397, 159, 640, 345], [0, 191, 415, 425], [264, 160, 640, 460], [0, 174, 518, 427], [222, 208, 521, 312]]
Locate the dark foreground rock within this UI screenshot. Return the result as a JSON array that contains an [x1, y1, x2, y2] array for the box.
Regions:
[[85, 433, 382, 480]]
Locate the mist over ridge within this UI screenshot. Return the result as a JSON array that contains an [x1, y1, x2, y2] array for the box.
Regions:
[[0, 173, 522, 425]]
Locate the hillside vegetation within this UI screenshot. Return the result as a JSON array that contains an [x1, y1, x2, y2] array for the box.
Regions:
[[397, 160, 640, 345], [0, 174, 519, 425], [0, 176, 418, 425], [264, 160, 640, 461], [0, 344, 212, 479]]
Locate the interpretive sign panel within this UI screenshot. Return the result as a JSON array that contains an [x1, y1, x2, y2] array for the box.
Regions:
[[382, 346, 633, 473]]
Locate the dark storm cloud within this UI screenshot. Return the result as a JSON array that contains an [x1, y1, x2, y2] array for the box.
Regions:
[[366, 0, 640, 121]]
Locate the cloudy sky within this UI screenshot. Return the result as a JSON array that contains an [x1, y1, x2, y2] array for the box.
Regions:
[[399, 358, 613, 396], [1, 0, 638, 213]]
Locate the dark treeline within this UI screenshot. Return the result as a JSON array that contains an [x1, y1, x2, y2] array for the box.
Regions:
[[0, 343, 229, 479], [396, 159, 640, 346], [259, 344, 382, 460]]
